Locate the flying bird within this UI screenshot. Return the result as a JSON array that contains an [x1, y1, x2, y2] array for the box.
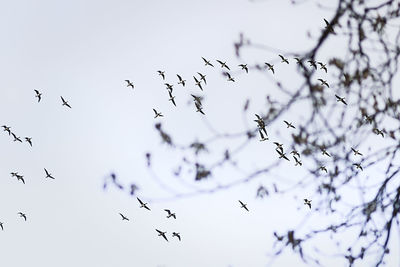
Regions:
[[153, 109, 163, 118], [216, 60, 230, 70], [16, 174, 25, 184], [283, 120, 296, 129], [321, 148, 331, 157], [0, 222, 3, 231], [137, 197, 151, 211], [238, 64, 248, 73], [44, 168, 55, 179], [304, 199, 312, 209], [2, 125, 11, 135], [125, 80, 134, 89], [293, 156, 302, 166], [238, 200, 249, 211], [351, 147, 363, 156], [156, 229, 168, 242], [276, 149, 290, 161], [191, 94, 203, 105], [164, 209, 176, 219], [335, 94, 347, 105], [201, 57, 214, 67], [18, 212, 27, 221], [25, 137, 32, 146], [176, 74, 186, 87], [317, 62, 327, 72], [193, 76, 203, 91], [12, 133, 22, 142], [195, 102, 205, 115], [373, 128, 385, 137], [34, 90, 42, 102], [308, 60, 317, 69], [294, 57, 302, 64], [224, 72, 235, 82], [318, 79, 329, 88], [353, 163, 363, 171], [119, 213, 129, 221], [165, 83, 174, 92], [197, 72, 207, 85], [273, 142, 283, 153], [279, 54, 289, 64], [259, 129, 268, 141], [324, 18, 336, 34], [157, 70, 165, 80], [319, 166, 328, 173], [172, 232, 181, 241], [265, 62, 274, 74], [168, 90, 176, 106], [61, 96, 71, 108]]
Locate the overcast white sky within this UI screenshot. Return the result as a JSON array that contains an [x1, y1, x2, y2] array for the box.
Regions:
[[0, 1, 399, 267]]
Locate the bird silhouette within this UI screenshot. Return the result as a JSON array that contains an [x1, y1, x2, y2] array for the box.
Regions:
[[25, 137, 32, 146], [12, 133, 22, 142], [18, 212, 27, 221], [125, 80, 134, 89], [238, 64, 248, 73], [137, 197, 151, 211], [284, 120, 296, 129], [172, 232, 181, 241], [335, 94, 347, 105], [2, 125, 11, 135], [318, 79, 329, 88], [265, 62, 274, 74], [259, 129, 268, 141], [193, 76, 203, 91], [0, 222, 3, 231], [34, 90, 42, 102], [61, 96, 71, 108], [157, 71, 165, 80], [197, 72, 207, 85], [119, 213, 129, 221], [279, 55, 289, 64], [44, 168, 55, 179], [153, 109, 163, 118], [351, 147, 363, 156], [317, 62, 327, 72], [238, 200, 249, 211], [156, 229, 168, 241], [293, 156, 302, 166], [216, 60, 230, 70], [164, 209, 176, 219], [168, 91, 176, 106], [304, 199, 312, 209], [16, 174, 25, 184], [201, 57, 214, 67], [195, 102, 205, 115], [176, 74, 186, 87], [353, 163, 363, 171], [224, 72, 235, 82]]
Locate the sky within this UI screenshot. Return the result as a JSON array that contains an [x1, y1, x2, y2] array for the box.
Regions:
[[0, 0, 399, 267]]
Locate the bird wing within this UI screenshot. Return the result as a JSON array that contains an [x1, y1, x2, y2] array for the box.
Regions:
[[164, 209, 171, 215], [216, 60, 223, 65], [162, 233, 169, 242], [156, 229, 162, 234], [144, 205, 151, 211], [279, 55, 285, 61], [177, 74, 182, 81], [137, 197, 144, 205]]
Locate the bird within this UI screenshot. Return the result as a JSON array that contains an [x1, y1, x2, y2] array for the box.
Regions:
[[224, 72, 235, 82], [25, 137, 32, 146], [291, 150, 300, 157], [273, 142, 283, 152], [195, 102, 205, 115], [238, 64, 248, 73], [168, 91, 176, 106], [293, 156, 302, 166], [279, 55, 289, 64], [238, 200, 249, 211], [304, 199, 312, 209], [318, 79, 329, 88], [265, 62, 275, 74], [202, 57, 214, 67], [137, 197, 151, 211], [16, 174, 25, 184], [18, 212, 27, 221], [324, 18, 335, 34], [373, 128, 384, 137], [259, 129, 268, 141], [294, 57, 302, 64], [119, 213, 129, 221], [158, 70, 165, 80], [12, 133, 22, 142], [191, 94, 203, 105], [276, 149, 290, 161], [317, 62, 327, 72], [156, 229, 168, 241], [44, 168, 55, 179], [165, 83, 174, 92], [216, 60, 230, 70], [176, 74, 186, 87], [284, 120, 296, 129], [353, 163, 363, 171], [2, 125, 11, 135], [61, 96, 71, 108], [351, 147, 363, 156], [172, 232, 181, 241], [335, 94, 347, 105], [125, 80, 134, 89], [321, 148, 331, 157], [319, 166, 328, 173], [308, 60, 317, 69], [34, 90, 42, 102], [0, 222, 3, 231], [153, 109, 163, 118], [197, 72, 207, 85], [193, 76, 203, 91], [164, 209, 176, 219]]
